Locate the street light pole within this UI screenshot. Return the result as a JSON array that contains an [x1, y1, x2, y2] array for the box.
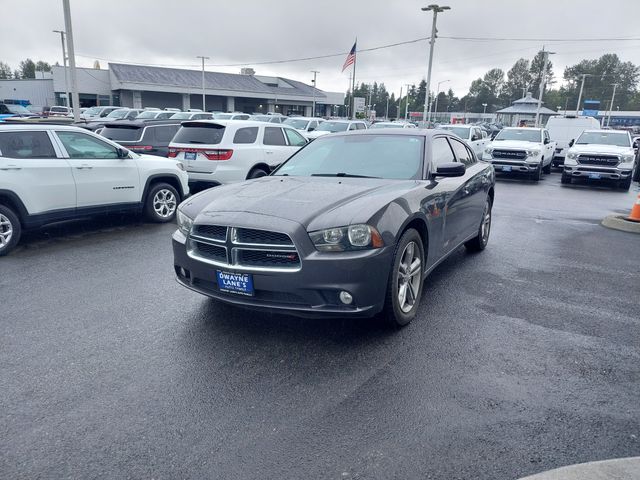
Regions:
[[433, 79, 449, 123], [196, 56, 209, 111], [482, 103, 488, 115], [422, 4, 450, 124], [534, 47, 554, 127], [404, 83, 411, 120], [575, 73, 589, 116], [62, 0, 80, 122], [606, 83, 618, 127], [53, 30, 70, 108], [311, 70, 319, 117]]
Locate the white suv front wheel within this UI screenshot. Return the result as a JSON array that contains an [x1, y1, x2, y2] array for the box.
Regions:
[[0, 204, 21, 257], [144, 183, 179, 223]]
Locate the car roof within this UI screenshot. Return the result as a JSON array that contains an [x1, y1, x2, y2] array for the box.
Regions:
[[502, 126, 543, 130], [0, 123, 102, 131], [284, 116, 317, 121], [181, 119, 298, 129], [318, 128, 442, 139], [582, 129, 629, 134], [324, 119, 364, 124], [103, 119, 186, 128]]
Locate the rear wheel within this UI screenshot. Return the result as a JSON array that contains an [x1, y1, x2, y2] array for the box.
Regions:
[[0, 204, 21, 257], [465, 196, 492, 252], [247, 167, 269, 179], [144, 183, 179, 223], [561, 172, 572, 184], [383, 228, 424, 328]]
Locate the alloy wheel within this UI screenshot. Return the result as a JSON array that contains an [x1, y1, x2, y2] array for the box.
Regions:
[[481, 202, 492, 246], [0, 213, 13, 249], [153, 189, 177, 218], [397, 241, 422, 314]]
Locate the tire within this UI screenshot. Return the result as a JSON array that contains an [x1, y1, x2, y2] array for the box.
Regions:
[[561, 172, 572, 184], [633, 161, 640, 182], [247, 167, 268, 179], [0, 204, 21, 257], [618, 176, 632, 191], [465, 196, 492, 253], [542, 159, 551, 174], [144, 182, 179, 223], [382, 228, 425, 328], [531, 164, 542, 182]]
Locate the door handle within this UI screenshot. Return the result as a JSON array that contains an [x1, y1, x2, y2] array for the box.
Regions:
[[265, 151, 274, 155], [76, 164, 93, 170], [0, 165, 21, 170]]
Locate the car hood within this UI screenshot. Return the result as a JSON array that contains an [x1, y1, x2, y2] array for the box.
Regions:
[[568, 144, 633, 155], [182, 175, 420, 231], [490, 140, 541, 149]]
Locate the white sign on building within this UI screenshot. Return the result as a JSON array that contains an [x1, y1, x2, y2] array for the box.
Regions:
[[354, 97, 366, 113]]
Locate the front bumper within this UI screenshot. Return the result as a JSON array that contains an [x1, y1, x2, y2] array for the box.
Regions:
[[485, 159, 540, 174], [172, 229, 393, 318], [563, 164, 632, 181]]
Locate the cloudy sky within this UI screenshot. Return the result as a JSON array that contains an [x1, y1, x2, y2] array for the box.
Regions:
[[1, 0, 639, 98]]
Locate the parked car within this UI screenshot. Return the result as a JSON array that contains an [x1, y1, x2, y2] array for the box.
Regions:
[[172, 129, 495, 326], [305, 119, 368, 140], [45, 105, 73, 117], [483, 127, 555, 181], [77, 108, 144, 131], [370, 121, 417, 129], [0, 124, 189, 256], [135, 110, 177, 120], [4, 104, 38, 118], [282, 117, 323, 134], [0, 103, 16, 121], [100, 119, 183, 157], [212, 113, 251, 121], [439, 124, 488, 159], [170, 112, 213, 120], [168, 120, 307, 187], [80, 106, 122, 120], [251, 115, 287, 123], [562, 129, 636, 190], [546, 115, 601, 168]]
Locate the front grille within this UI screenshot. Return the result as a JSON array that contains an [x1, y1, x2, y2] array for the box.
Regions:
[[238, 249, 300, 267], [193, 224, 227, 241], [576, 167, 619, 174], [492, 160, 525, 166], [492, 149, 527, 160], [577, 155, 619, 166], [236, 228, 292, 246], [194, 242, 226, 262]]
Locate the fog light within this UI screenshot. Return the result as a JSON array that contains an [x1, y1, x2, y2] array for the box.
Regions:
[[339, 291, 353, 305]]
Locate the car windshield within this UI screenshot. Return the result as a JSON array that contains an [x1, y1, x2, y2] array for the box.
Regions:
[[171, 113, 192, 119], [136, 111, 158, 119], [252, 115, 270, 122], [370, 123, 404, 129], [7, 105, 31, 114], [106, 109, 130, 119], [283, 119, 309, 129], [213, 113, 233, 119], [101, 126, 143, 141], [274, 134, 424, 180], [494, 128, 541, 142], [440, 126, 470, 138], [83, 107, 101, 116], [316, 121, 350, 132], [576, 131, 630, 147]]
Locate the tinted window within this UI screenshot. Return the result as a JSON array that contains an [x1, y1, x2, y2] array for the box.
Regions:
[[153, 125, 180, 143], [356, 123, 366, 130], [263, 127, 286, 146], [172, 124, 224, 145], [0, 131, 56, 158], [192, 113, 212, 120], [284, 128, 307, 147], [156, 112, 174, 119], [450, 138, 475, 166], [233, 127, 259, 144], [0, 104, 11, 114], [56, 131, 119, 159], [494, 129, 541, 142], [101, 126, 143, 142], [431, 137, 456, 167]]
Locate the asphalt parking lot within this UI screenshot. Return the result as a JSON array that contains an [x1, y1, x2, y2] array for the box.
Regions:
[[2, 172, 639, 480]]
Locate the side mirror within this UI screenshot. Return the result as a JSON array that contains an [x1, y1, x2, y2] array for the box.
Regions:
[[569, 139, 575, 147], [433, 162, 466, 178], [633, 140, 638, 150], [544, 138, 550, 144], [471, 135, 479, 141], [116, 147, 129, 159], [308, 127, 315, 132]]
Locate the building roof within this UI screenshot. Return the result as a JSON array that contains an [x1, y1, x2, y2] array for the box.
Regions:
[[109, 63, 326, 100], [496, 92, 557, 115]]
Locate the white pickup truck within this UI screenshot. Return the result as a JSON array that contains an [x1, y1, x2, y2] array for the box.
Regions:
[[482, 127, 556, 181], [439, 124, 489, 159]]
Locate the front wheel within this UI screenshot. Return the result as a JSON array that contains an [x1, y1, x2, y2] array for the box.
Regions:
[[618, 176, 632, 191], [542, 159, 551, 174], [247, 167, 268, 179], [0, 204, 21, 257], [531, 164, 542, 182], [465, 197, 492, 252], [144, 183, 179, 222], [561, 172, 572, 184], [383, 228, 425, 328]]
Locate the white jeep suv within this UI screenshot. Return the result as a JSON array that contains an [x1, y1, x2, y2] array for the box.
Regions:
[[0, 124, 189, 256]]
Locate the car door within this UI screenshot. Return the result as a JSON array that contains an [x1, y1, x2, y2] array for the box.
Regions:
[[469, 127, 486, 158], [0, 129, 76, 215], [542, 129, 553, 165], [54, 130, 141, 208], [262, 127, 291, 167]]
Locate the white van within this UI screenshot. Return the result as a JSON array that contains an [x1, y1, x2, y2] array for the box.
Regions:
[[546, 115, 601, 167]]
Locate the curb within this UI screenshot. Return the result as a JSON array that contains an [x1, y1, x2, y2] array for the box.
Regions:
[[519, 457, 640, 480], [602, 215, 640, 234]]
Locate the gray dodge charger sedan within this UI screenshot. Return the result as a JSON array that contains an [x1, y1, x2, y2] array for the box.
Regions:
[[173, 129, 495, 326]]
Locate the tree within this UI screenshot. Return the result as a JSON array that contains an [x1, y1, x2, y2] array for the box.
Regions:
[[19, 58, 36, 79], [35, 61, 52, 77], [529, 50, 554, 97], [502, 58, 532, 102], [0, 61, 12, 79]]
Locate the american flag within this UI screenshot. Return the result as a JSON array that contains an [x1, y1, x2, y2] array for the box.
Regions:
[[341, 41, 357, 72]]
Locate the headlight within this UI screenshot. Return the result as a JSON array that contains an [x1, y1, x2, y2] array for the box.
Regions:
[[526, 149, 541, 157], [566, 151, 578, 160], [621, 153, 635, 163], [484, 146, 494, 155], [177, 209, 194, 235], [309, 224, 384, 252]]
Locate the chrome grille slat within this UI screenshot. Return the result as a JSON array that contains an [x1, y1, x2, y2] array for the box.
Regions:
[[577, 154, 620, 166]]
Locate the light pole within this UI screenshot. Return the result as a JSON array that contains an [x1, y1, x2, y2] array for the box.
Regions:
[[606, 83, 618, 127], [482, 103, 488, 115], [575, 73, 590, 116], [421, 4, 450, 124], [311, 70, 319, 117], [196, 56, 209, 111], [433, 79, 450, 122], [62, 0, 80, 121], [404, 83, 411, 120], [534, 47, 554, 127], [53, 30, 70, 108]]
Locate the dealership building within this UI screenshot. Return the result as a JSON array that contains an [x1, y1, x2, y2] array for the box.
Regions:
[[0, 63, 344, 116]]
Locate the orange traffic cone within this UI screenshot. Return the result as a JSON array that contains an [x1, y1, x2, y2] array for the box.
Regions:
[[628, 194, 640, 223]]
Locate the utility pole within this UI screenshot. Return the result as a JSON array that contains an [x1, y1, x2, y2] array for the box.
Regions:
[[606, 83, 618, 127], [311, 70, 319, 117], [535, 47, 554, 127], [196, 56, 209, 111], [398, 85, 403, 120], [62, 0, 80, 122], [422, 4, 450, 124], [53, 30, 70, 108], [575, 74, 589, 116], [385, 96, 389, 120], [404, 83, 412, 120]]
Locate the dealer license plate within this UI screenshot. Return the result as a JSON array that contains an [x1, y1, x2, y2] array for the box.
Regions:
[[502, 165, 512, 172], [216, 271, 254, 296], [184, 152, 197, 160], [588, 173, 601, 179]]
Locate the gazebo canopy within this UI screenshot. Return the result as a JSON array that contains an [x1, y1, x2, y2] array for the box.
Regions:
[[496, 92, 557, 115]]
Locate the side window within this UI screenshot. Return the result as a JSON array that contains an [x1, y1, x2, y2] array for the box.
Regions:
[[431, 137, 456, 168], [450, 138, 475, 166], [473, 128, 481, 140], [263, 127, 286, 146], [544, 130, 550, 143], [235, 114, 250, 121], [0, 131, 57, 159], [284, 128, 307, 147], [348, 123, 357, 131], [356, 123, 366, 130], [233, 127, 259, 144], [153, 125, 180, 143], [56, 131, 119, 159], [309, 121, 318, 131]]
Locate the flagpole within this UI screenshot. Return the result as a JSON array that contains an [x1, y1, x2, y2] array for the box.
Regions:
[[347, 72, 352, 118], [351, 38, 357, 120]]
